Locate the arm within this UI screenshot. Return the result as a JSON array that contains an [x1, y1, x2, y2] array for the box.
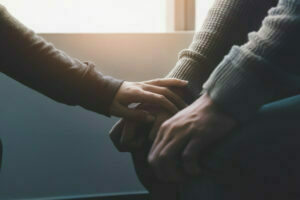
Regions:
[[110, 0, 278, 150], [166, 0, 277, 100], [149, 0, 300, 182], [203, 0, 300, 122], [0, 5, 188, 120], [0, 5, 122, 116]]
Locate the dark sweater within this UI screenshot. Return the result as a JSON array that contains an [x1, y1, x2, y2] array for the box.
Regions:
[[0, 5, 123, 117], [168, 0, 300, 122]]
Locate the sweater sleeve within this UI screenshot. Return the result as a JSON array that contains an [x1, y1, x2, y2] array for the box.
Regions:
[[203, 0, 300, 122], [0, 5, 123, 116], [166, 0, 277, 100]]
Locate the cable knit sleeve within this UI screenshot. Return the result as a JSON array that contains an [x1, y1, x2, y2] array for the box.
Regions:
[[203, 0, 300, 122], [0, 5, 123, 116], [167, 0, 277, 101]]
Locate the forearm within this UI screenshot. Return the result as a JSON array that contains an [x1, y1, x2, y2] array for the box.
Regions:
[[203, 0, 300, 122], [167, 0, 277, 99], [0, 5, 122, 116]]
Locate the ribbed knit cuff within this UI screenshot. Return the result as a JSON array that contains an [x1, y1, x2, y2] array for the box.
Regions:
[[166, 57, 211, 103], [203, 48, 273, 123]]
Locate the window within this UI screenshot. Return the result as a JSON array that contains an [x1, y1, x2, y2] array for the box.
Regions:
[[1, 0, 168, 33], [195, 0, 214, 30], [0, 1, 216, 199], [2, 0, 215, 33]]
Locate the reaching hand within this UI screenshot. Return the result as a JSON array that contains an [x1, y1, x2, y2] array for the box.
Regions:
[[110, 78, 187, 122], [110, 86, 189, 152], [109, 87, 190, 198], [109, 118, 179, 198], [110, 105, 172, 152], [148, 93, 237, 183]]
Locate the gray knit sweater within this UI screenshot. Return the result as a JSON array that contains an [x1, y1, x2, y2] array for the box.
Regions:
[[168, 0, 300, 122]]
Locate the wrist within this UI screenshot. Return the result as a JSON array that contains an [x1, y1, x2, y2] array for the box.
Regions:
[[168, 86, 194, 104], [195, 93, 237, 125]]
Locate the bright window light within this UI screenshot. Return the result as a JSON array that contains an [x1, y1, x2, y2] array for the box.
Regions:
[[195, 0, 214, 30], [1, 0, 167, 33]]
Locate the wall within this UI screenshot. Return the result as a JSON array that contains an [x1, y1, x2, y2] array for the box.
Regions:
[[0, 33, 193, 199]]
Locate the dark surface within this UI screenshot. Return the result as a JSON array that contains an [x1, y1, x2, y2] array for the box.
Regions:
[[38, 192, 150, 200], [0, 74, 145, 199]]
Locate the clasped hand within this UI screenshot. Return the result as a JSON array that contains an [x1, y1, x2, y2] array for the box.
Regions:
[[110, 78, 187, 122], [110, 89, 236, 185]]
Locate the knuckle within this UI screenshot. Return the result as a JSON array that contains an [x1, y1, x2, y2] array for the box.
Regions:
[[136, 89, 145, 96], [140, 83, 148, 90], [148, 152, 171, 167], [157, 94, 165, 100], [161, 121, 170, 130], [148, 154, 157, 166], [155, 79, 162, 84], [161, 88, 169, 94]]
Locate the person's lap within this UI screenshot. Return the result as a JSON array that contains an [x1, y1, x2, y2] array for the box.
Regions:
[[181, 95, 300, 200]]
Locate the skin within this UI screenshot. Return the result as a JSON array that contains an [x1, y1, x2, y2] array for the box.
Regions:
[[110, 106, 173, 152], [148, 93, 237, 182], [109, 87, 186, 198], [110, 78, 187, 122], [109, 87, 187, 198], [109, 91, 236, 198], [110, 87, 188, 152], [110, 118, 178, 198]]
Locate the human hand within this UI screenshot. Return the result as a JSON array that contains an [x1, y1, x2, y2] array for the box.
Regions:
[[109, 119, 156, 188], [148, 93, 237, 182], [110, 78, 187, 122], [110, 86, 189, 152], [110, 120, 179, 198], [109, 105, 172, 152]]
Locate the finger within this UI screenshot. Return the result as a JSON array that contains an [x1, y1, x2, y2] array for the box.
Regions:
[[112, 103, 155, 123], [148, 127, 188, 182], [142, 84, 187, 109], [148, 114, 170, 142], [149, 126, 166, 155], [109, 120, 127, 152], [149, 139, 187, 182], [156, 134, 190, 182], [150, 123, 190, 157], [148, 127, 170, 180], [144, 78, 188, 88], [148, 119, 163, 142], [135, 91, 178, 114], [181, 137, 203, 176]]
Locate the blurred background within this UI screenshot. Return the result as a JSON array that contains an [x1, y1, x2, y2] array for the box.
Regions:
[[1, 0, 213, 33], [0, 0, 213, 199]]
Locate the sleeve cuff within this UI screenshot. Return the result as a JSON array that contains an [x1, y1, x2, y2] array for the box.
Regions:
[[78, 63, 124, 117], [166, 57, 212, 103], [202, 48, 274, 123]]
